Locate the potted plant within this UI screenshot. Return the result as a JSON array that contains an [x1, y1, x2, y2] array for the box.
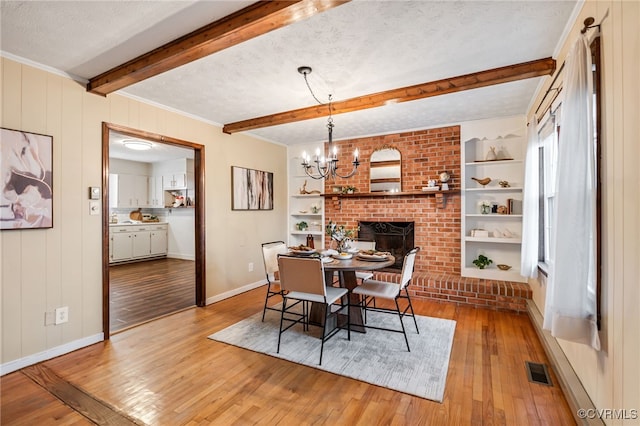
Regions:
[[342, 185, 357, 194], [296, 221, 308, 231], [472, 254, 493, 269]]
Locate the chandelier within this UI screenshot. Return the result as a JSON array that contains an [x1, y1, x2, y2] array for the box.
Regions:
[[298, 66, 359, 180]]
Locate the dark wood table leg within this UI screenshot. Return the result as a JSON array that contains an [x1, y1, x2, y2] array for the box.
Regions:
[[340, 270, 365, 333], [308, 269, 365, 332], [308, 270, 337, 327]]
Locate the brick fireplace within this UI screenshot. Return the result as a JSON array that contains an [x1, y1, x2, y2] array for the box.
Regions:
[[322, 125, 531, 312]]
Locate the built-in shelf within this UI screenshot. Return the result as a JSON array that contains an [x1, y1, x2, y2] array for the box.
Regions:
[[465, 159, 522, 166], [465, 186, 523, 192], [290, 230, 323, 235], [461, 117, 526, 283], [465, 214, 523, 218], [462, 266, 523, 282], [465, 236, 522, 244]]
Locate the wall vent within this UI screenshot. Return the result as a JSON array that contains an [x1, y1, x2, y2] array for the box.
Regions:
[[525, 361, 553, 386]]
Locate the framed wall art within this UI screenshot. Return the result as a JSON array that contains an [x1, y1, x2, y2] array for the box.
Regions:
[[1, 128, 53, 230], [231, 166, 273, 211]]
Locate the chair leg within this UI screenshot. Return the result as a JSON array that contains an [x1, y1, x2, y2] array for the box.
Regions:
[[395, 298, 410, 352], [346, 299, 351, 341], [319, 304, 328, 365], [403, 287, 419, 334], [261, 282, 272, 322], [276, 298, 288, 354]]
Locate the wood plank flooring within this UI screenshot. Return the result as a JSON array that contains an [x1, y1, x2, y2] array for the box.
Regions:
[[109, 258, 195, 332], [1, 287, 576, 425]]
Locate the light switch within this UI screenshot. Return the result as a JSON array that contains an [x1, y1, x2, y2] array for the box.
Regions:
[[89, 201, 100, 215], [89, 186, 100, 200]]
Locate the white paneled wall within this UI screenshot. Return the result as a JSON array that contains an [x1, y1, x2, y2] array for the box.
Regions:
[[527, 0, 640, 419], [0, 57, 288, 372]]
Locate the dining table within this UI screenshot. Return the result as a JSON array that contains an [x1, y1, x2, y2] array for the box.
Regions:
[[304, 252, 396, 333]]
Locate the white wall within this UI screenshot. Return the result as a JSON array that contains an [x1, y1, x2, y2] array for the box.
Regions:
[[0, 57, 287, 371], [528, 1, 640, 422]]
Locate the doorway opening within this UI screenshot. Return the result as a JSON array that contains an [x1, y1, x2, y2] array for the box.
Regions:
[[101, 122, 206, 337]]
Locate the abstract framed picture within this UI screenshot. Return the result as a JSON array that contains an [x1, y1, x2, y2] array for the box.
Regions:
[[1, 128, 53, 230], [231, 166, 273, 211]]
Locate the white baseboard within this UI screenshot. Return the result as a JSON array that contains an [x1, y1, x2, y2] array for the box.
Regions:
[[526, 300, 603, 426], [167, 253, 195, 261], [206, 279, 267, 305], [1, 333, 104, 376]]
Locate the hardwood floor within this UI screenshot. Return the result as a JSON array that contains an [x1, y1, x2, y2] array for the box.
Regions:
[[1, 287, 576, 425], [110, 258, 195, 332]]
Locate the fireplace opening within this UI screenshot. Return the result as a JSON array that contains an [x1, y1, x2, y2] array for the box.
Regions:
[[358, 221, 414, 271]]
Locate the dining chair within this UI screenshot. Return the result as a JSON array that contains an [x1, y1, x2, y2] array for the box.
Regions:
[[277, 255, 350, 365], [352, 247, 420, 351], [260, 241, 288, 321], [350, 240, 377, 282], [331, 240, 377, 286]]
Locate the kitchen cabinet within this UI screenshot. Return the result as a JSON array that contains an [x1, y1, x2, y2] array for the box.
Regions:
[[111, 173, 150, 208], [148, 175, 164, 207], [461, 117, 526, 283], [111, 231, 133, 262], [163, 172, 187, 189], [109, 224, 168, 263], [150, 227, 168, 255]]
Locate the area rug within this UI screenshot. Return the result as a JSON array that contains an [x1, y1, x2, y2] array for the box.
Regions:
[[208, 307, 456, 402]]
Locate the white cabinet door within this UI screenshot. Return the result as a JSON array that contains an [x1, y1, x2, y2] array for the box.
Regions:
[[163, 172, 187, 189], [148, 176, 164, 207], [117, 174, 136, 207], [150, 228, 168, 255], [131, 230, 151, 257], [133, 175, 149, 207], [117, 174, 149, 207], [111, 232, 132, 261]]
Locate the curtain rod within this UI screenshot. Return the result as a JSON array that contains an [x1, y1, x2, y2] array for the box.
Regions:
[[581, 16, 600, 34], [534, 61, 565, 117]]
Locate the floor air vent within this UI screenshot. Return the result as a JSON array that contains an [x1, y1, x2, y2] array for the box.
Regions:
[[525, 361, 553, 386]]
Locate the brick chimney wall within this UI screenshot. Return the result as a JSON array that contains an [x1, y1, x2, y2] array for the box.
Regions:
[[323, 125, 461, 275]]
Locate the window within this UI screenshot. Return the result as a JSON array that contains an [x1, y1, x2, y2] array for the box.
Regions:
[[537, 116, 560, 271], [536, 35, 601, 327]]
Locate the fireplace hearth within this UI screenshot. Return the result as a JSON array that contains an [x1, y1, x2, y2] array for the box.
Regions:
[[358, 221, 414, 271]]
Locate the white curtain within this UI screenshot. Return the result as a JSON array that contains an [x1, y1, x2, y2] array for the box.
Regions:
[[520, 115, 539, 278], [543, 34, 600, 350]]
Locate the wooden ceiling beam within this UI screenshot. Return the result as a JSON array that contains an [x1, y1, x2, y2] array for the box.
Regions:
[[87, 0, 350, 96], [222, 57, 556, 134]]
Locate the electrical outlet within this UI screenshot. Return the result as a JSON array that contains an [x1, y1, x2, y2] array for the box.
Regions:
[[55, 306, 69, 325], [248, 262, 254, 272]]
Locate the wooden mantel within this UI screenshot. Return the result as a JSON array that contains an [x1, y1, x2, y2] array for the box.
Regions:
[[322, 189, 459, 208]]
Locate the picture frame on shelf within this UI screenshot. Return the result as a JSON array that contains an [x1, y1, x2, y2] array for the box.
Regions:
[[1, 128, 53, 230]]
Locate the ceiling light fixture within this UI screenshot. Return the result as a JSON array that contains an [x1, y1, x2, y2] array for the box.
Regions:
[[298, 66, 359, 181], [123, 139, 153, 151]]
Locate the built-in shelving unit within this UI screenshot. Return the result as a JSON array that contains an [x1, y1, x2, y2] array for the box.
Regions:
[[288, 146, 325, 249], [461, 117, 527, 283]]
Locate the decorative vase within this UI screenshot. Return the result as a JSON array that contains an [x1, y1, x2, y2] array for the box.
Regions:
[[481, 205, 491, 214], [485, 146, 497, 161]]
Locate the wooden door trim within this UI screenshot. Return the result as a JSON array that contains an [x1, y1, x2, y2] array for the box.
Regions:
[[101, 122, 206, 338]]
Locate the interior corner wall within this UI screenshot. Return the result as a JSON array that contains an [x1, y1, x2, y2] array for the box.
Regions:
[[0, 57, 287, 370], [526, 0, 640, 417]]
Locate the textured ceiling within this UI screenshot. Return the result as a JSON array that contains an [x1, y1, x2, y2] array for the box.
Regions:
[[0, 0, 579, 147]]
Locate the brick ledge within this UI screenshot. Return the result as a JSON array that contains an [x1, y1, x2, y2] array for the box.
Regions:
[[371, 271, 532, 313]]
